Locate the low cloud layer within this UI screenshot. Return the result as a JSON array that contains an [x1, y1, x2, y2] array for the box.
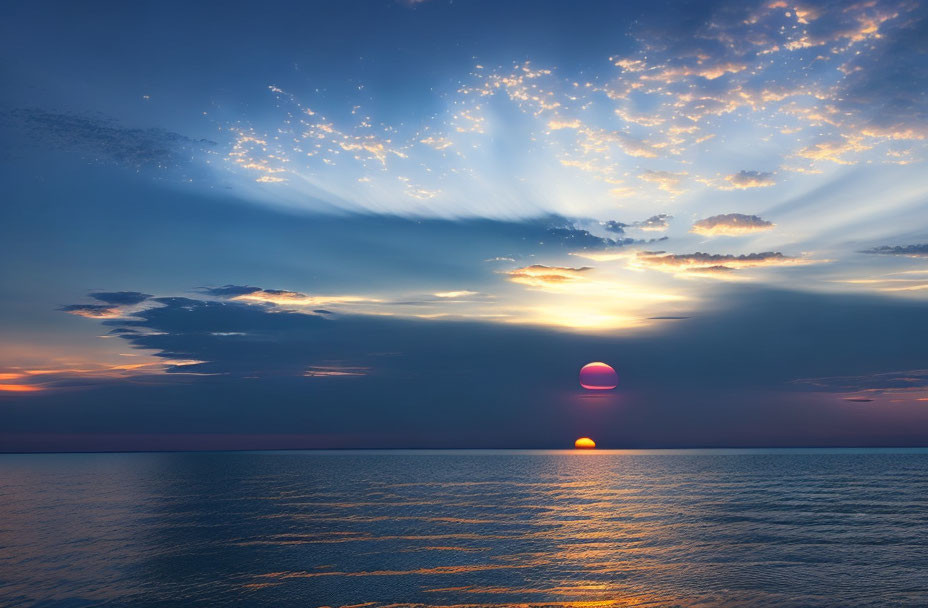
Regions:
[[6, 288, 928, 449]]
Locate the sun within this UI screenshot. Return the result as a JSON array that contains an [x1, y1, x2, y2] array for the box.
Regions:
[[579, 362, 618, 390], [574, 437, 596, 449]]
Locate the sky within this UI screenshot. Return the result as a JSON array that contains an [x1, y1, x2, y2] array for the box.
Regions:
[[1, 0, 927, 450]]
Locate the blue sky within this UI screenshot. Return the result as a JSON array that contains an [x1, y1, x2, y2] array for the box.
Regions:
[[1, 0, 927, 450]]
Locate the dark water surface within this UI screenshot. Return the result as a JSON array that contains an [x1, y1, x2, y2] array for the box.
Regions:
[[1, 449, 927, 607]]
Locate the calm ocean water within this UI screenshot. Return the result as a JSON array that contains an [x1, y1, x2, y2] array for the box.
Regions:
[[1, 450, 927, 607]]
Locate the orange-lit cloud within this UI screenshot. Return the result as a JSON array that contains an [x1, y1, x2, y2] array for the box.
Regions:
[[60, 304, 123, 319], [232, 289, 379, 307], [718, 170, 776, 190], [690, 213, 775, 236], [0, 384, 43, 393], [505, 265, 592, 288], [0, 358, 207, 395], [796, 136, 872, 164], [642, 62, 748, 82], [633, 250, 817, 277], [638, 170, 687, 194]]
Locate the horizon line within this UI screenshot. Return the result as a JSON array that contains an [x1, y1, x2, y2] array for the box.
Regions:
[[3, 445, 928, 456]]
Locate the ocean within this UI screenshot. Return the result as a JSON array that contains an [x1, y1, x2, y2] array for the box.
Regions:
[[1, 449, 927, 607]]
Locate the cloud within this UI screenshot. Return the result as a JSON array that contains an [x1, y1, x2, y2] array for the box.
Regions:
[[9, 108, 214, 171], [719, 171, 776, 190], [0, 384, 43, 393], [796, 136, 871, 164], [505, 265, 592, 288], [633, 250, 813, 277], [691, 213, 775, 236], [11, 288, 928, 448], [861, 244, 928, 257], [60, 292, 154, 319], [602, 214, 671, 235], [433, 291, 479, 298], [89, 291, 152, 305], [835, 3, 928, 140], [545, 227, 619, 248], [304, 365, 369, 377], [60, 304, 122, 319], [201, 285, 264, 297], [639, 170, 687, 194], [232, 289, 378, 308], [683, 265, 745, 280], [198, 0, 927, 220], [201, 285, 376, 308], [795, 369, 928, 402], [602, 221, 628, 234], [546, 224, 668, 249], [636, 214, 672, 232], [797, 369, 928, 391]]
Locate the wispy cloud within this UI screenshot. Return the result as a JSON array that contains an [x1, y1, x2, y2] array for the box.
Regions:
[[505, 265, 592, 288], [433, 291, 479, 298], [10, 108, 214, 171], [861, 244, 928, 257], [60, 304, 123, 319], [638, 170, 687, 195], [89, 291, 152, 305], [717, 171, 776, 190], [204, 0, 926, 224], [232, 289, 379, 308], [795, 369, 928, 403]]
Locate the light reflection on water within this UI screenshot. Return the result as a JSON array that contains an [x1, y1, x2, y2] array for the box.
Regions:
[[1, 450, 927, 607]]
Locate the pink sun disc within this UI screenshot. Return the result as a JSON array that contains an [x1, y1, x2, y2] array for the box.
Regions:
[[579, 362, 618, 390]]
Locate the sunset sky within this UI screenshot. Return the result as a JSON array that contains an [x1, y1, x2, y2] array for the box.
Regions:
[[1, 0, 927, 450]]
